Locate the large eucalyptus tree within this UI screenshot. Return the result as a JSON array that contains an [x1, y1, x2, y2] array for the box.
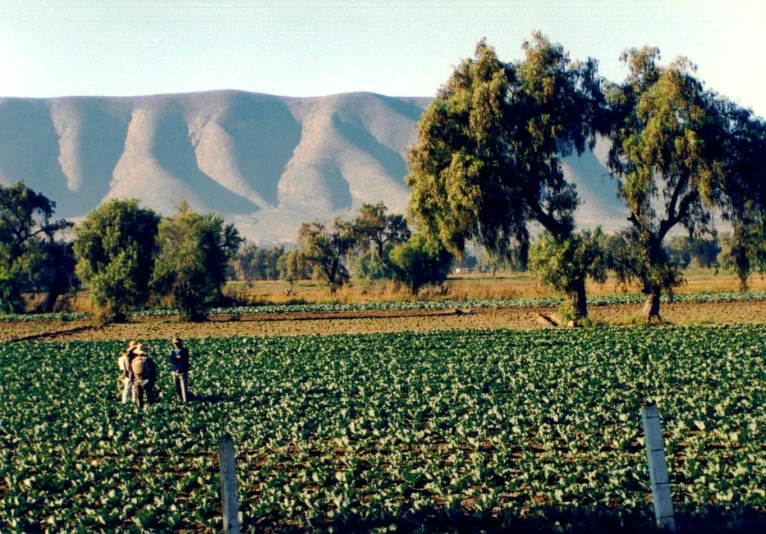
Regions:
[[406, 33, 605, 318], [604, 47, 766, 319]]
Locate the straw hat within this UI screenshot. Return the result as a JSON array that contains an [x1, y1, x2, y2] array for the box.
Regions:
[[126, 340, 138, 351], [133, 343, 147, 355]]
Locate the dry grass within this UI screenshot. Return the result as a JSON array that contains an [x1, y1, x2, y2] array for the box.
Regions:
[[216, 269, 766, 307], [49, 269, 766, 313]]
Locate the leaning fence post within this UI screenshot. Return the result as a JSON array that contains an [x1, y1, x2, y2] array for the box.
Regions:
[[641, 405, 676, 532], [219, 433, 241, 533]]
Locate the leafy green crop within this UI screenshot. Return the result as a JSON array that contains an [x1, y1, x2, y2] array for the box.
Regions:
[[0, 326, 764, 531], [0, 311, 92, 323], [4, 290, 766, 323]]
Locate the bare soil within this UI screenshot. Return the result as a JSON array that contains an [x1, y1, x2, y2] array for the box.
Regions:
[[4, 300, 766, 342]]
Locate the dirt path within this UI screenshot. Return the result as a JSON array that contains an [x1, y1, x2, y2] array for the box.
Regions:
[[3, 300, 766, 342]]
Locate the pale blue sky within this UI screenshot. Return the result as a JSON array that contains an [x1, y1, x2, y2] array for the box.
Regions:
[[1, 0, 764, 115]]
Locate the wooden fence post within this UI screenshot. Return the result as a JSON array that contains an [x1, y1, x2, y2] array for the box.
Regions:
[[641, 405, 676, 532], [219, 433, 241, 533]]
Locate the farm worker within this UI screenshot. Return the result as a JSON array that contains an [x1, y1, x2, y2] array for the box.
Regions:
[[130, 343, 157, 408], [169, 337, 190, 402], [117, 340, 138, 403]]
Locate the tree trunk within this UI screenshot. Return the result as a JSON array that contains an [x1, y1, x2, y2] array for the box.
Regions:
[[642, 290, 661, 321], [567, 280, 588, 320], [41, 288, 61, 313]]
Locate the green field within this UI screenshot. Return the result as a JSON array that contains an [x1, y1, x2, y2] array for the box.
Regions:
[[1, 326, 764, 532], [4, 289, 766, 323]]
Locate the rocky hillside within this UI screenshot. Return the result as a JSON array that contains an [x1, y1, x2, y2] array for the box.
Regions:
[[0, 90, 625, 242]]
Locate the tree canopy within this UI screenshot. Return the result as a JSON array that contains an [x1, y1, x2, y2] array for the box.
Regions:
[[0, 182, 74, 313], [604, 47, 766, 318], [231, 243, 284, 283], [389, 234, 454, 295], [73, 199, 160, 322], [715, 101, 766, 287], [277, 249, 310, 294], [352, 202, 411, 267], [151, 202, 243, 321], [528, 230, 607, 319], [24, 239, 80, 313], [406, 33, 604, 318], [298, 218, 356, 293]]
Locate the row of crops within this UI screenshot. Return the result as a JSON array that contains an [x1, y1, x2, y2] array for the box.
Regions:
[[1, 326, 764, 531], [4, 290, 766, 323]]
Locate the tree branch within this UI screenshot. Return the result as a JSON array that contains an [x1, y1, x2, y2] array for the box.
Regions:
[[666, 173, 688, 224], [530, 202, 569, 238], [659, 190, 698, 243]]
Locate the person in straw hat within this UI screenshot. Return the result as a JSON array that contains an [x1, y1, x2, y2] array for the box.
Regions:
[[117, 340, 138, 404], [129, 343, 157, 408]]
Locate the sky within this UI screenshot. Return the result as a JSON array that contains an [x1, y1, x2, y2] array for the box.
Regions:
[[1, 0, 764, 116]]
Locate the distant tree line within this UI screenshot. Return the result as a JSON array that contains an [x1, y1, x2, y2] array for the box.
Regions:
[[229, 243, 286, 283], [294, 202, 453, 295], [1, 186, 242, 322], [227, 202, 456, 296], [0, 180, 751, 323], [0, 183, 455, 320]]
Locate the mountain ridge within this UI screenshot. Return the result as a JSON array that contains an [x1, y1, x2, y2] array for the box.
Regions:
[[0, 90, 625, 243]]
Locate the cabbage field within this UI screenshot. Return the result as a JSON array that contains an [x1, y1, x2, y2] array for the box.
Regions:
[[1, 326, 764, 532], [3, 290, 766, 323]]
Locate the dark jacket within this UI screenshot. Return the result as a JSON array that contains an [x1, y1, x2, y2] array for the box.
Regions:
[[169, 347, 190, 374]]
